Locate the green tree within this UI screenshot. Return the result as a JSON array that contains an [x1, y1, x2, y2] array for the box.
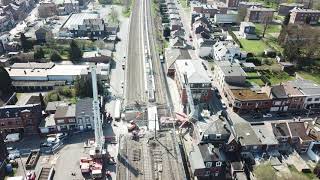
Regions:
[[237, 7, 247, 22], [50, 50, 62, 62], [283, 13, 290, 26], [68, 40, 82, 62], [34, 47, 45, 59], [0, 66, 12, 95], [109, 7, 119, 25], [74, 76, 103, 98], [39, 93, 46, 110]]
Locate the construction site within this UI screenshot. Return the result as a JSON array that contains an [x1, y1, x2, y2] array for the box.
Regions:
[[116, 129, 186, 180]]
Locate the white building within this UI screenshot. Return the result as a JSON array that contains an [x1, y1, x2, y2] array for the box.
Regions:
[[290, 80, 320, 109], [307, 141, 320, 163], [76, 98, 94, 130], [212, 41, 244, 61], [213, 61, 246, 89]]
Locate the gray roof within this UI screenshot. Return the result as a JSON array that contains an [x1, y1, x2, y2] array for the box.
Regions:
[[11, 62, 55, 69], [199, 144, 225, 162], [76, 98, 93, 118], [234, 122, 261, 146], [242, 62, 256, 68], [251, 123, 278, 145], [165, 48, 191, 69], [45, 101, 66, 112], [291, 80, 320, 96], [271, 85, 288, 98], [201, 118, 231, 136], [220, 65, 247, 77], [175, 60, 211, 84], [54, 104, 76, 119], [272, 122, 290, 137]]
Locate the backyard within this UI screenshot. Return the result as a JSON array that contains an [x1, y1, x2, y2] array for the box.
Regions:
[[260, 70, 294, 85], [297, 71, 320, 85], [254, 24, 281, 36], [240, 39, 269, 55]]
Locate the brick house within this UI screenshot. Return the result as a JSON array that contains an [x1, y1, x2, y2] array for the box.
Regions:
[[174, 60, 213, 105], [245, 6, 275, 23], [278, 3, 304, 16], [192, 3, 227, 18], [0, 104, 42, 135], [54, 104, 76, 131], [38, 1, 57, 18], [238, 2, 263, 9], [225, 0, 240, 8], [289, 7, 320, 25], [288, 122, 313, 153]]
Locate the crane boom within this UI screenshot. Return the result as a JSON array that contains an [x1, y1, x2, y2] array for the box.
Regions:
[[90, 65, 104, 151]]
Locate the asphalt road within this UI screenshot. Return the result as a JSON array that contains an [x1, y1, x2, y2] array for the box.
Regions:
[[125, 0, 146, 107]]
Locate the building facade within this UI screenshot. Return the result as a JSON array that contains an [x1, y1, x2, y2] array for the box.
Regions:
[[245, 6, 275, 23], [289, 7, 320, 24]]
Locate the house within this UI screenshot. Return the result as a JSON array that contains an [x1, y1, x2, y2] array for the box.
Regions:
[[307, 141, 320, 162], [271, 122, 291, 145], [0, 104, 42, 135], [164, 48, 191, 76], [82, 50, 111, 63], [54, 104, 76, 131], [307, 118, 320, 141], [245, 6, 275, 23], [76, 98, 94, 130], [59, 13, 107, 38], [251, 122, 279, 152], [213, 61, 246, 89], [170, 36, 187, 48], [55, 0, 80, 15], [174, 60, 212, 105], [241, 62, 255, 72], [288, 122, 313, 153], [38, 1, 57, 18], [45, 101, 66, 114], [238, 2, 263, 9], [0, 12, 15, 32], [225, 87, 272, 114], [171, 28, 186, 38], [278, 3, 304, 16], [214, 13, 238, 24], [0, 134, 7, 180], [170, 19, 183, 31], [196, 36, 216, 57], [290, 80, 320, 110], [270, 82, 306, 112], [225, 0, 239, 8], [188, 143, 228, 179], [239, 22, 257, 39], [169, 13, 180, 21], [191, 14, 213, 32], [191, 2, 227, 18], [289, 7, 320, 25], [193, 21, 210, 35], [35, 26, 53, 43], [212, 41, 244, 61]]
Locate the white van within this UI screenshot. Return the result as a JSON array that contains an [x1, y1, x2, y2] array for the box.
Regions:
[[4, 133, 20, 143]]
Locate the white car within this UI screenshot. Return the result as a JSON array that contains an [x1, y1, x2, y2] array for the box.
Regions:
[[221, 100, 227, 109], [263, 113, 272, 118]]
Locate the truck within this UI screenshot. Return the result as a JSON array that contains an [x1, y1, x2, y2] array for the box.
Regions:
[[37, 167, 55, 180], [114, 100, 121, 121], [4, 133, 20, 143], [25, 150, 40, 170]]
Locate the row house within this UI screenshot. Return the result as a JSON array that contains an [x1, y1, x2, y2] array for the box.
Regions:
[[278, 0, 314, 9], [174, 60, 213, 105], [56, 0, 80, 15], [0, 104, 42, 135], [0, 12, 14, 32], [289, 7, 320, 25], [278, 3, 304, 16], [212, 41, 244, 61], [245, 6, 275, 23], [38, 1, 57, 18], [191, 2, 227, 18], [53, 104, 76, 131], [225, 0, 239, 9], [238, 1, 263, 9]]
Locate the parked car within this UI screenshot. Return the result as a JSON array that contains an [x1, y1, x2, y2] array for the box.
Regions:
[[8, 149, 20, 160], [263, 113, 272, 118], [4, 133, 20, 143], [221, 100, 227, 109], [216, 91, 221, 99]]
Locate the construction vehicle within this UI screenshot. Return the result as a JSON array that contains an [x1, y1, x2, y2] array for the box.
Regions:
[[25, 150, 40, 170], [79, 64, 107, 179], [37, 166, 54, 180]]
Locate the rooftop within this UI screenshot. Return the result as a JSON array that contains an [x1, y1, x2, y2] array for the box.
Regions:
[[45, 101, 66, 112], [288, 122, 313, 141], [54, 104, 76, 119], [248, 6, 275, 12], [231, 89, 270, 101], [220, 64, 247, 77], [290, 7, 320, 13], [61, 12, 101, 30], [240, 21, 255, 27], [75, 98, 93, 118], [175, 60, 211, 84], [165, 48, 191, 69], [199, 144, 226, 162], [251, 122, 278, 145], [10, 62, 55, 69], [272, 122, 290, 137], [290, 80, 320, 96], [234, 122, 261, 146], [280, 3, 304, 7]]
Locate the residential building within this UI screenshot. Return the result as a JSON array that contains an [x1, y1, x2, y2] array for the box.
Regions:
[[278, 3, 304, 16], [170, 19, 183, 31], [0, 134, 7, 180], [191, 2, 228, 18], [251, 122, 279, 152], [54, 0, 80, 15], [171, 28, 186, 38], [174, 60, 212, 105], [239, 21, 257, 39], [164, 48, 191, 76], [188, 143, 228, 179], [238, 2, 263, 9], [213, 61, 246, 89], [196, 35, 216, 57], [0, 12, 15, 32], [76, 98, 94, 130], [214, 12, 238, 24], [307, 141, 320, 162], [170, 36, 187, 48], [290, 80, 320, 109], [54, 104, 76, 131], [212, 41, 244, 61], [245, 6, 275, 23], [271, 122, 291, 144], [59, 13, 107, 38], [307, 119, 320, 141], [289, 7, 320, 25], [45, 101, 66, 114], [38, 1, 57, 18], [82, 50, 112, 63], [225, 87, 272, 114], [288, 122, 313, 153], [225, 0, 239, 8], [0, 104, 42, 135], [35, 26, 53, 43]]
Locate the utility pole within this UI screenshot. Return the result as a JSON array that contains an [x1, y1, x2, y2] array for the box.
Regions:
[[154, 113, 157, 139]]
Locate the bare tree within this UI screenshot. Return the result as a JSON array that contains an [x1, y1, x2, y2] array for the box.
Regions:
[[262, 16, 272, 38], [237, 7, 247, 22], [109, 7, 119, 25]]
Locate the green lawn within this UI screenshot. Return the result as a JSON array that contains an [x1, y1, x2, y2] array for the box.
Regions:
[[248, 0, 278, 9], [261, 70, 294, 85], [247, 78, 265, 86], [298, 71, 320, 84], [254, 24, 281, 35], [265, 37, 283, 53], [179, 0, 188, 8], [246, 71, 260, 77], [240, 39, 269, 55]]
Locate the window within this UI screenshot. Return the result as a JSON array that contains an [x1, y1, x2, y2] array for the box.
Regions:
[[205, 171, 210, 176], [57, 119, 64, 124], [205, 162, 212, 168], [315, 98, 320, 101], [216, 161, 222, 167], [307, 98, 312, 102], [1, 123, 5, 126], [216, 134, 221, 139], [69, 118, 76, 123]]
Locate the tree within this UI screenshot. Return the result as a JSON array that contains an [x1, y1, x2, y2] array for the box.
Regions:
[[237, 7, 247, 22], [0, 66, 12, 95], [283, 13, 290, 26], [262, 16, 272, 38], [74, 76, 103, 98], [39, 93, 46, 110], [34, 47, 45, 59], [68, 40, 82, 62], [163, 26, 171, 38], [109, 7, 119, 25], [20, 33, 33, 52], [305, 16, 312, 24], [50, 50, 62, 62]]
